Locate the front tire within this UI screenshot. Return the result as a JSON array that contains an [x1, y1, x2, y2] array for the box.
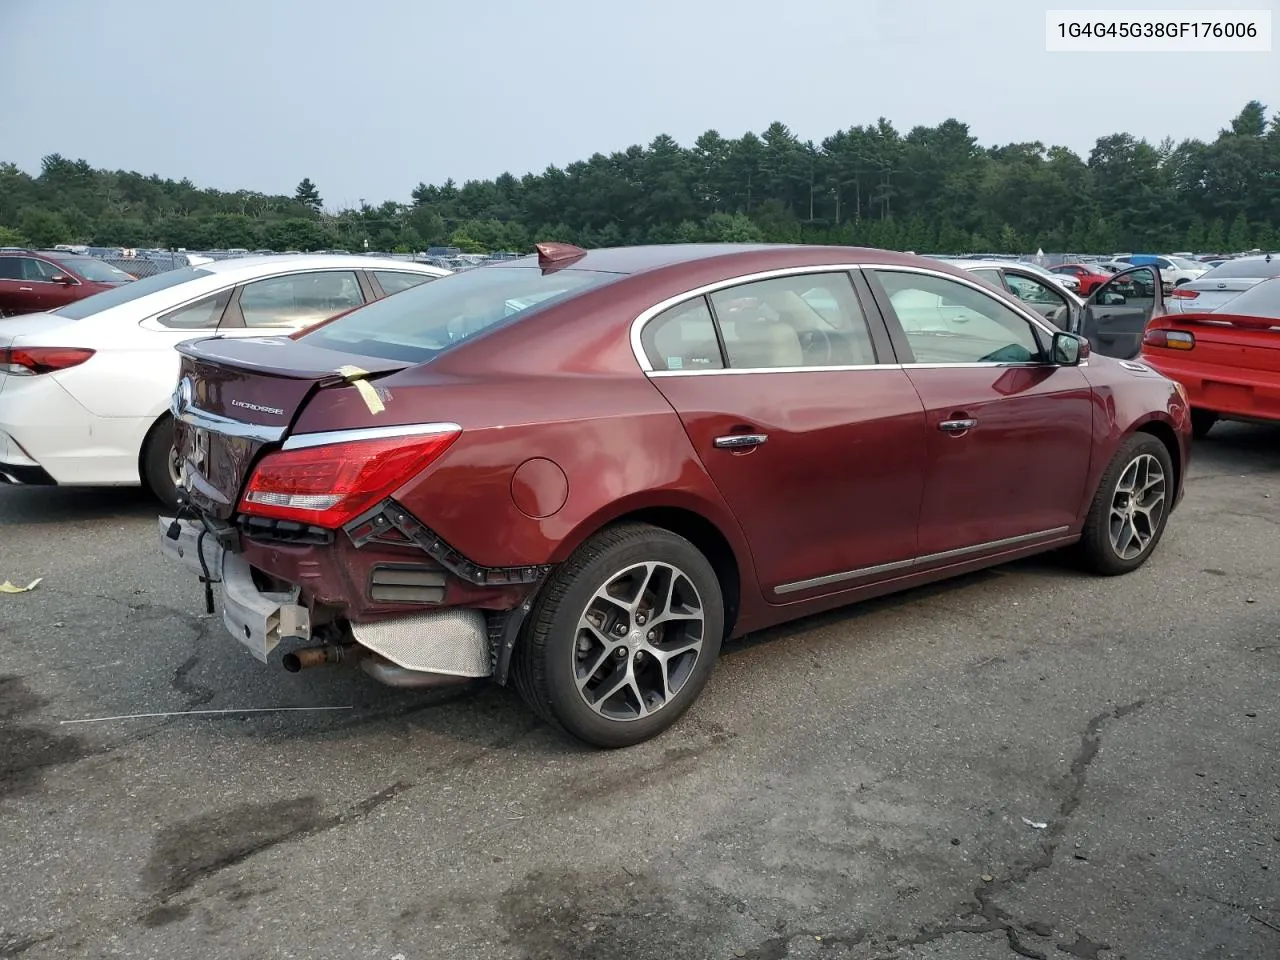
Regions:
[[1077, 434, 1174, 576], [513, 523, 724, 748], [1190, 408, 1218, 440], [141, 415, 182, 512]]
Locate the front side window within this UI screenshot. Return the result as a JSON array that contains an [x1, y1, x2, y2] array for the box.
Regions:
[[708, 272, 877, 369], [374, 270, 437, 295], [24, 259, 62, 281], [299, 265, 618, 364], [875, 270, 1043, 364], [641, 298, 724, 371], [238, 270, 364, 328]]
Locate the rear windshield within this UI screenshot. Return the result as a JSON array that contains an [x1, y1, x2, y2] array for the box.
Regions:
[[299, 265, 618, 363], [54, 266, 214, 319], [1200, 257, 1280, 279], [1216, 277, 1280, 319]]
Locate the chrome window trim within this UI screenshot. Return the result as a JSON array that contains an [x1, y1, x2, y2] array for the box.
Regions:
[[628, 262, 1063, 377], [629, 263, 881, 374], [774, 525, 1072, 596], [176, 405, 286, 443], [282, 422, 461, 451]]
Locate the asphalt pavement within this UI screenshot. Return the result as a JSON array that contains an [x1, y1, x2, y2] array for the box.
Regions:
[[2, 424, 1277, 960]]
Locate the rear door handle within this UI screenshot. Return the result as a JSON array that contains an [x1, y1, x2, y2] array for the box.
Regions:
[[714, 433, 769, 449], [938, 418, 977, 433]]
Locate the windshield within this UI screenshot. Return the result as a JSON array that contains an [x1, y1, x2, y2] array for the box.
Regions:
[[299, 265, 619, 363], [1199, 257, 1280, 279], [1216, 277, 1280, 319], [60, 257, 135, 283], [54, 266, 214, 319]]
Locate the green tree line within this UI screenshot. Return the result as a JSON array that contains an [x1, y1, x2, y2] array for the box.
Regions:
[[3, 101, 1278, 255]]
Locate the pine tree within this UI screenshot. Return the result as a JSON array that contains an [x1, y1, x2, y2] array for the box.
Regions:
[[294, 178, 322, 212]]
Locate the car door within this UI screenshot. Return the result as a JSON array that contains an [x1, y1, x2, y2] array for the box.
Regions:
[[30, 258, 82, 310], [639, 269, 928, 600], [1077, 265, 1164, 359], [865, 266, 1094, 561], [1000, 268, 1074, 329], [218, 269, 368, 335], [0, 256, 26, 314]]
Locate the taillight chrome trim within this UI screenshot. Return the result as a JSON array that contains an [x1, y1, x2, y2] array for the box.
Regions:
[[281, 422, 462, 451]]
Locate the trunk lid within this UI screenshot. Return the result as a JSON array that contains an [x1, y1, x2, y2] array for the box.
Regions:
[[1169, 278, 1261, 313], [174, 335, 411, 519], [1158, 312, 1280, 374]]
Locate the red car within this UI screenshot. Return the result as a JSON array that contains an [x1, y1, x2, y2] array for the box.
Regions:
[[1051, 263, 1111, 296], [160, 243, 1191, 747], [1141, 275, 1280, 438], [0, 250, 134, 317]]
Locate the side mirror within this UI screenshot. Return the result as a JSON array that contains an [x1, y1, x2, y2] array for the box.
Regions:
[[51, 274, 73, 285], [1052, 331, 1088, 366], [1102, 292, 1126, 305]]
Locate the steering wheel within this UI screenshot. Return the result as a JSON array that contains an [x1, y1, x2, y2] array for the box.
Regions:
[[797, 329, 835, 365]]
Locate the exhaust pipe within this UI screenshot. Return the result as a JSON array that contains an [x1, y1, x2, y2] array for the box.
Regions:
[[360, 654, 473, 689], [282, 643, 354, 672]]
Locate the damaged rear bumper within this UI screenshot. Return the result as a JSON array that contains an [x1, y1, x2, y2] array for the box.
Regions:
[[158, 517, 494, 681]]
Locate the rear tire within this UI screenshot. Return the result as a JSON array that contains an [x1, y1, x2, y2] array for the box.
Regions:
[[1190, 408, 1218, 440], [141, 415, 181, 512], [1077, 434, 1174, 576], [513, 523, 723, 748]]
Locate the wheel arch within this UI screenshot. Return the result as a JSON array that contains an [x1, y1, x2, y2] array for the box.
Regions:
[[553, 497, 750, 640], [1133, 418, 1182, 501]]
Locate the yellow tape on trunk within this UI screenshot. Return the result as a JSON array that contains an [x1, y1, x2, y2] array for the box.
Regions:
[[334, 365, 385, 415]]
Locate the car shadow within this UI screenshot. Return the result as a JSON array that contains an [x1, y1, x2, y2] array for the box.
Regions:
[[0, 485, 162, 526], [1192, 421, 1280, 474]]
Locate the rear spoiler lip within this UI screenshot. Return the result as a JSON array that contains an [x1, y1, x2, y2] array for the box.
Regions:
[[1151, 311, 1280, 332], [175, 334, 411, 381]]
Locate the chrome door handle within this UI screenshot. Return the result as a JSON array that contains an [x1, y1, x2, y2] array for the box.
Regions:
[[18, 286, 32, 291], [714, 433, 768, 449], [938, 418, 977, 433]]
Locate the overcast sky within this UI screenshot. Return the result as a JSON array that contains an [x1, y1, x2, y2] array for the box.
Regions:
[[1, 0, 1274, 209]]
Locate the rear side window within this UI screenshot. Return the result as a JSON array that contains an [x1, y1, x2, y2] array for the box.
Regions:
[[238, 271, 364, 328], [0, 257, 20, 280], [375, 270, 436, 295], [300, 265, 617, 364], [642, 298, 724, 371], [709, 272, 877, 369]]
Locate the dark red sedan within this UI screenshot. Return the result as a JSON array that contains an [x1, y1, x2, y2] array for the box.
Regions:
[[0, 250, 134, 316], [1051, 262, 1111, 296], [160, 243, 1191, 747]]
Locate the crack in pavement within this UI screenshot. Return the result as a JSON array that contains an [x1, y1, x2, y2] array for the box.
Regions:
[[855, 699, 1149, 960]]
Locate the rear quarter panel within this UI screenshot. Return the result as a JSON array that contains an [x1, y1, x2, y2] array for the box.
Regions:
[[291, 368, 764, 616]]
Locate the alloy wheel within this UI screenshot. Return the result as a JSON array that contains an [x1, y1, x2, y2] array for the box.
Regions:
[[572, 561, 705, 721], [167, 446, 183, 489], [1108, 453, 1167, 560]]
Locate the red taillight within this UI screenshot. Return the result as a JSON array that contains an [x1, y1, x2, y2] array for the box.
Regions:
[[1170, 287, 1199, 299], [1143, 329, 1195, 350], [238, 428, 460, 528], [0, 347, 96, 376]]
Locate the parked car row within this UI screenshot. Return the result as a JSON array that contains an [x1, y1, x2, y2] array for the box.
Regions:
[[0, 255, 449, 505], [14, 238, 1276, 749]]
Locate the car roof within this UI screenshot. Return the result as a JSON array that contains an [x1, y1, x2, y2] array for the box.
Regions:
[[199, 254, 449, 277], [496, 243, 936, 276]]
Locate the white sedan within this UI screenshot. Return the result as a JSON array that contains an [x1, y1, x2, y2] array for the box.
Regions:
[[0, 255, 449, 506]]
